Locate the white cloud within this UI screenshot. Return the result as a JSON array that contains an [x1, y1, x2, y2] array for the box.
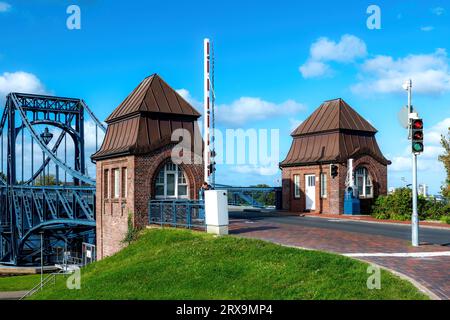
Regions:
[[351, 49, 450, 95], [431, 7, 445, 16], [217, 97, 306, 126], [175, 89, 306, 127], [84, 119, 106, 151], [0, 2, 11, 12], [421, 26, 435, 32], [390, 156, 411, 172], [426, 118, 450, 144], [309, 34, 367, 63], [230, 165, 278, 176], [299, 34, 367, 78], [0, 71, 47, 102], [289, 118, 303, 132], [299, 61, 331, 78], [176, 88, 202, 111]]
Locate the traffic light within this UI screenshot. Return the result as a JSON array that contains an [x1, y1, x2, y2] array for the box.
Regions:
[[330, 164, 338, 178], [411, 119, 424, 153], [208, 162, 216, 173]]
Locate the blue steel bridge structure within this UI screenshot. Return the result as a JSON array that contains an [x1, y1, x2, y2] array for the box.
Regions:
[[0, 92, 280, 266], [0, 93, 105, 265]]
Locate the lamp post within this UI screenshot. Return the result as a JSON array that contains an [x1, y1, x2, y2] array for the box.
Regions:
[[40, 231, 44, 290], [39, 127, 53, 291], [40, 127, 53, 185]]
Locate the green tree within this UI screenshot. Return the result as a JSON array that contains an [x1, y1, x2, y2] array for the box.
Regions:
[[34, 174, 58, 186], [249, 184, 275, 206], [438, 127, 450, 200]]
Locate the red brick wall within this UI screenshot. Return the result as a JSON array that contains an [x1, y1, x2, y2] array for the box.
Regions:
[[95, 145, 203, 259], [281, 155, 388, 215], [95, 156, 134, 259], [281, 164, 334, 214]]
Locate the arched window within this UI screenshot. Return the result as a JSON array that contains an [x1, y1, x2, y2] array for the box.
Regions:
[[355, 167, 373, 198], [155, 161, 189, 199]]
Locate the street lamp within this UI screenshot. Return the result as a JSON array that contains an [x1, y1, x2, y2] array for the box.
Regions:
[[40, 231, 44, 290], [40, 127, 53, 185]]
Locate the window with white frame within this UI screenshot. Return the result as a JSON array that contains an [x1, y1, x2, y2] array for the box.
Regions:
[[112, 168, 120, 199], [104, 169, 109, 199], [154, 161, 189, 198], [355, 167, 373, 198], [320, 173, 327, 198], [294, 175, 300, 198], [121, 168, 127, 198]]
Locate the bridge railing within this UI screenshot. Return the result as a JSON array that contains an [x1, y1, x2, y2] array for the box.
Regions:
[[148, 199, 205, 230], [214, 185, 282, 209]]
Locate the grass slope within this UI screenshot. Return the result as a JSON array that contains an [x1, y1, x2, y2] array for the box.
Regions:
[[28, 229, 426, 300], [0, 274, 41, 292]]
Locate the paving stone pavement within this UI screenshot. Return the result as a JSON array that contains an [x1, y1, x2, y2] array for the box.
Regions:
[[229, 219, 450, 300], [0, 291, 27, 300]]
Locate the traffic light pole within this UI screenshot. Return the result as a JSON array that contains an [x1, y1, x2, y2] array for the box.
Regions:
[[406, 79, 419, 247], [412, 152, 419, 246]]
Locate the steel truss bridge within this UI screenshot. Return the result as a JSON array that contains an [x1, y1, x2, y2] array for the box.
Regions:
[[0, 93, 105, 265], [214, 184, 282, 209]]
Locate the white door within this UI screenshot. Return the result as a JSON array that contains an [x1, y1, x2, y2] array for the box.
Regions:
[[305, 175, 316, 211]]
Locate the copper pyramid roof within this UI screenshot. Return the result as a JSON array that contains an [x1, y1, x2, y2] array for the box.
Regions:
[[291, 98, 377, 136], [92, 74, 202, 161], [281, 98, 390, 167], [106, 74, 201, 123]]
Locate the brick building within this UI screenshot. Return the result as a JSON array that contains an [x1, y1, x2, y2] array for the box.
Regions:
[[280, 98, 390, 214], [91, 74, 203, 259]]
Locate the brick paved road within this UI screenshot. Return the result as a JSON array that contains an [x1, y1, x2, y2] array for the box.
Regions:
[[229, 217, 450, 299]]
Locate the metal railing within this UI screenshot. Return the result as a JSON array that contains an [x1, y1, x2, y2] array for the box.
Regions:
[[20, 269, 67, 300], [148, 199, 205, 229]]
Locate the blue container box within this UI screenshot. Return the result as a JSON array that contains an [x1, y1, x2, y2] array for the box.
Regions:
[[344, 188, 360, 215]]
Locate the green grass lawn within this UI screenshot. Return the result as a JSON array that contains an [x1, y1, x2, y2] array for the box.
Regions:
[[0, 274, 41, 292], [7, 228, 427, 300]]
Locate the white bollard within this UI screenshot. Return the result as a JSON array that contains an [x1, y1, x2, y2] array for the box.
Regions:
[[205, 190, 229, 235]]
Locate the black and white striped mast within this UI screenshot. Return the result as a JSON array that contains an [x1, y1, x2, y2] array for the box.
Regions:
[[204, 38, 215, 185]]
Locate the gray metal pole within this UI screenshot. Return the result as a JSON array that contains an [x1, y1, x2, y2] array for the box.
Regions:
[[412, 153, 419, 246], [40, 232, 43, 290], [407, 79, 419, 247], [407, 79, 412, 113]]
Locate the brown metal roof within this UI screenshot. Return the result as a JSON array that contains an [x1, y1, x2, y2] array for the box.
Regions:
[[291, 98, 377, 136], [105, 74, 201, 123], [92, 74, 202, 161], [280, 99, 390, 167]]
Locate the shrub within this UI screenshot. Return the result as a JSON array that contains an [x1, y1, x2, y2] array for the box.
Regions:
[[371, 188, 450, 221], [122, 212, 140, 245], [441, 215, 450, 224]]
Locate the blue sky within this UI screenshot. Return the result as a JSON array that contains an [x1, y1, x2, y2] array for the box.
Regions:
[[0, 0, 449, 193]]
